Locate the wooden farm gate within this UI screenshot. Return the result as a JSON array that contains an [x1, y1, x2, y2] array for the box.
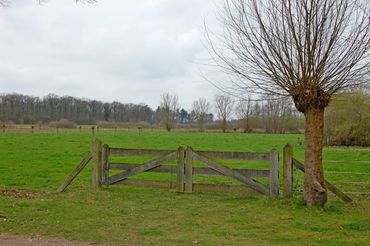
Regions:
[[89, 139, 279, 196]]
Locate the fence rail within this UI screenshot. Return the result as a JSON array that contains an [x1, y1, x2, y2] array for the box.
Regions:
[[88, 139, 279, 196], [56, 140, 359, 203], [282, 144, 353, 203]]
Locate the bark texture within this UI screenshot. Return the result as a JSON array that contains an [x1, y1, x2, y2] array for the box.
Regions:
[[303, 108, 327, 206]]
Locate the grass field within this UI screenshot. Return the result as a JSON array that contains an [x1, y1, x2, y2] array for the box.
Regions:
[[0, 131, 369, 245]]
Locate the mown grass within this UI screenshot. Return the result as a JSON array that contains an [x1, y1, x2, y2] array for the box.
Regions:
[[0, 130, 369, 245]]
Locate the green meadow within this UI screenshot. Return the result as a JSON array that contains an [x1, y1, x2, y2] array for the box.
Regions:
[[0, 131, 369, 245]]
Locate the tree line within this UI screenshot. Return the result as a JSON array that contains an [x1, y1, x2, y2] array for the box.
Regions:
[[1, 90, 368, 147], [0, 93, 153, 125], [0, 92, 304, 132]]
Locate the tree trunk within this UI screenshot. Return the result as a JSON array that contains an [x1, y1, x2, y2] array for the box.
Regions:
[[303, 108, 327, 206]]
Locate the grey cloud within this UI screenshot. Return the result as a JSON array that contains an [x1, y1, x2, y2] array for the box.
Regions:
[[0, 0, 220, 109]]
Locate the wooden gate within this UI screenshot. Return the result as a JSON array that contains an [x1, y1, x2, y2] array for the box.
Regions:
[[92, 140, 279, 196]]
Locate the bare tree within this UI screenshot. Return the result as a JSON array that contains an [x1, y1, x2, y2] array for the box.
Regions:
[[235, 95, 253, 132], [160, 93, 179, 132], [214, 94, 234, 132], [207, 0, 370, 205], [192, 98, 211, 131]]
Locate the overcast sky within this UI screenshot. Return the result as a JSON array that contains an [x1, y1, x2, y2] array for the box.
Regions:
[[0, 0, 222, 109]]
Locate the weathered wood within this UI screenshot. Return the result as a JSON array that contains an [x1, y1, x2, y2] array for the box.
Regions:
[[110, 163, 176, 172], [117, 179, 176, 189], [116, 179, 259, 195], [193, 183, 259, 196], [269, 149, 279, 197], [193, 152, 270, 195], [110, 163, 270, 177], [196, 151, 270, 161], [92, 139, 103, 190], [56, 152, 92, 193], [176, 147, 185, 193], [109, 148, 173, 157], [108, 151, 177, 184], [283, 144, 293, 197], [292, 158, 353, 203], [101, 144, 110, 185], [184, 147, 193, 193]]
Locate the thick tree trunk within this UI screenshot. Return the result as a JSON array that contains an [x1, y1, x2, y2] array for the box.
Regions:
[[303, 108, 327, 206]]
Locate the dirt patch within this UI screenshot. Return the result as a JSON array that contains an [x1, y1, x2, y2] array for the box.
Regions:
[[0, 189, 45, 199], [0, 234, 94, 246]]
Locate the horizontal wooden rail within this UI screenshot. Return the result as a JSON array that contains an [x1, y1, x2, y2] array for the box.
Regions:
[[193, 152, 270, 195], [110, 163, 270, 178], [109, 148, 173, 157], [116, 179, 260, 196], [109, 151, 177, 184], [292, 158, 353, 203], [196, 151, 270, 161], [109, 148, 270, 160]]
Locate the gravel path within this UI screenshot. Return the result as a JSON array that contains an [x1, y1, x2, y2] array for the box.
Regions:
[[0, 234, 97, 246]]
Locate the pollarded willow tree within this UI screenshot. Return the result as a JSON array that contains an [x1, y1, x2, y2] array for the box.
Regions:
[[207, 0, 370, 205]]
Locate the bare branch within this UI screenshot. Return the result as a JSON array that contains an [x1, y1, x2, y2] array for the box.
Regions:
[[206, 0, 370, 113]]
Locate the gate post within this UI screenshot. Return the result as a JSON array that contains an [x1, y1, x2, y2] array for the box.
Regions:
[[283, 144, 293, 197], [101, 144, 110, 186], [184, 147, 193, 193], [92, 139, 103, 190], [176, 147, 185, 193], [269, 149, 279, 196]]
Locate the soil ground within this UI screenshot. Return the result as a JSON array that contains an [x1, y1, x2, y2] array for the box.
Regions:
[[0, 234, 94, 246]]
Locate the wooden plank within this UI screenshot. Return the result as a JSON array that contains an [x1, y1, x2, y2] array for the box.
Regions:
[[116, 179, 259, 196], [194, 168, 270, 178], [117, 179, 176, 189], [292, 158, 353, 203], [269, 149, 279, 197], [283, 144, 293, 197], [196, 151, 270, 160], [176, 147, 185, 193], [193, 183, 259, 196], [56, 152, 92, 193], [184, 147, 193, 193], [108, 151, 177, 185], [109, 148, 173, 156], [110, 163, 176, 172], [101, 144, 110, 186], [91, 139, 102, 190], [193, 152, 270, 195], [110, 163, 270, 178], [109, 148, 270, 160]]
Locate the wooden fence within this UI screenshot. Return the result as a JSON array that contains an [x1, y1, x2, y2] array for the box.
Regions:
[[56, 140, 355, 203], [89, 139, 279, 196], [282, 144, 353, 203]]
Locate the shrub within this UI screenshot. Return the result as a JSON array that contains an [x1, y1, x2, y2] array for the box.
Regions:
[[49, 119, 77, 129], [324, 89, 370, 146]]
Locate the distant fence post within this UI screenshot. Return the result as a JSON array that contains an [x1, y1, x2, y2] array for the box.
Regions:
[[92, 139, 103, 190], [176, 147, 185, 193], [101, 144, 110, 186], [283, 144, 293, 197], [2, 125, 5, 133], [184, 147, 193, 193], [269, 149, 279, 197]]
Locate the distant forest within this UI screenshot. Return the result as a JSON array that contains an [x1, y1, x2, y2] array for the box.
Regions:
[[0, 92, 303, 133], [0, 93, 156, 125]]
